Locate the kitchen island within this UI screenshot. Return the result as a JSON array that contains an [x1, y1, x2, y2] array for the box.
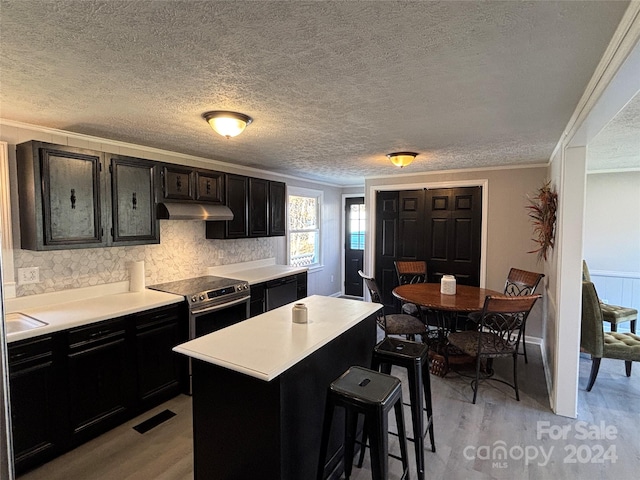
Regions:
[[173, 295, 381, 480]]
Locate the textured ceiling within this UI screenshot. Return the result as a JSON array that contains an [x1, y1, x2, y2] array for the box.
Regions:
[[588, 90, 640, 171], [0, 0, 631, 185]]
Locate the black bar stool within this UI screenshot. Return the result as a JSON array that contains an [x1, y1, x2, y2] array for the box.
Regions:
[[361, 337, 435, 480], [316, 366, 410, 480]]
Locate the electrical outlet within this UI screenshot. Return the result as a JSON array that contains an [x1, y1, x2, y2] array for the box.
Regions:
[[18, 267, 40, 285], [218, 251, 224, 259], [330, 275, 334, 282]]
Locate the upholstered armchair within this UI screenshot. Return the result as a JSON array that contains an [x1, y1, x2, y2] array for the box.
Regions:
[[582, 260, 637, 334], [581, 281, 640, 391]]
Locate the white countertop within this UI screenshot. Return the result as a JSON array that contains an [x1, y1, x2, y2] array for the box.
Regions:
[[4, 288, 184, 343], [173, 295, 381, 382], [207, 259, 307, 285]]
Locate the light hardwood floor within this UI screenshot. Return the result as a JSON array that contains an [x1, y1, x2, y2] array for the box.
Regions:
[[19, 345, 639, 480]]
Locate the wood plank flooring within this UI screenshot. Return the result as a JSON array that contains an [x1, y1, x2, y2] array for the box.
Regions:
[[19, 344, 639, 480]]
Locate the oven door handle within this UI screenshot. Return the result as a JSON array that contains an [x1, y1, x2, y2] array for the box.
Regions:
[[190, 295, 251, 316]]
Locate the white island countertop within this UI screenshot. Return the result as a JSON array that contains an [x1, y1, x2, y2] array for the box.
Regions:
[[173, 295, 381, 381]]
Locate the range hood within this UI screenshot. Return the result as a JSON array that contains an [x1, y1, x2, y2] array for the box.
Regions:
[[156, 203, 234, 221]]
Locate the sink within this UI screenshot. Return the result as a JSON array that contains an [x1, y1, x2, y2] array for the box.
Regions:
[[4, 312, 48, 334]]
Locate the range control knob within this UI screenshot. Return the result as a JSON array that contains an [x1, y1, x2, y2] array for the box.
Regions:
[[199, 294, 206, 301], [191, 296, 197, 303]]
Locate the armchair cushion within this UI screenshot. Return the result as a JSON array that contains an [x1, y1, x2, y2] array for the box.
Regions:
[[600, 304, 638, 325], [603, 332, 640, 360]]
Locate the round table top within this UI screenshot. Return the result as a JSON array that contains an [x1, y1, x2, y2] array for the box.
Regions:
[[392, 283, 503, 313]]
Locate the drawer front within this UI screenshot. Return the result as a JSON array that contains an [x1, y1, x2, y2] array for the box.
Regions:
[[9, 336, 53, 370], [68, 319, 126, 350]]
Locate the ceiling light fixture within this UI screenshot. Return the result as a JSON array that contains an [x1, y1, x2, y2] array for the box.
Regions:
[[387, 151, 418, 168], [203, 111, 253, 139]]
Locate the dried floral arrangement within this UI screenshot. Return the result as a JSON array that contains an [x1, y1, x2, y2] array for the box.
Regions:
[[526, 181, 558, 262]]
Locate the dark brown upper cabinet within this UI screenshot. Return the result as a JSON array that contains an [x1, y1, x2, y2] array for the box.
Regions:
[[206, 175, 286, 239], [195, 170, 224, 203], [160, 165, 224, 204], [249, 178, 269, 237], [161, 165, 194, 201], [17, 141, 109, 250], [110, 155, 159, 245], [269, 181, 286, 237], [206, 174, 248, 239]]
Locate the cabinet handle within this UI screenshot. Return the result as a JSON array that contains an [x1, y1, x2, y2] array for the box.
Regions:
[[70, 188, 76, 209], [89, 329, 111, 339], [206, 179, 211, 194], [132, 192, 137, 210], [176, 175, 182, 192]]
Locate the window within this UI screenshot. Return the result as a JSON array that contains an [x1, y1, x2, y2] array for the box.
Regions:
[[349, 202, 366, 250], [288, 188, 322, 268]]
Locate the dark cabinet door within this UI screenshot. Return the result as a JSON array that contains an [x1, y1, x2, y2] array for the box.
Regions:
[[8, 336, 62, 474], [296, 272, 308, 299], [162, 165, 194, 200], [249, 178, 269, 237], [135, 305, 187, 407], [269, 181, 286, 236], [195, 170, 224, 203], [110, 155, 159, 245], [250, 283, 266, 317], [225, 174, 249, 238], [66, 320, 132, 445], [17, 141, 108, 250]]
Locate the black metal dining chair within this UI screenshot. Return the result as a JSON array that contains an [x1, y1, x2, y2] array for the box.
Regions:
[[358, 270, 427, 340], [448, 293, 541, 404]]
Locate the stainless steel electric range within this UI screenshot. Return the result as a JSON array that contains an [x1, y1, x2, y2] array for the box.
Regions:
[[148, 275, 251, 393]]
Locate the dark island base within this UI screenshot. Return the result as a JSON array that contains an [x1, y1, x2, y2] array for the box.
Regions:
[[191, 313, 377, 480]]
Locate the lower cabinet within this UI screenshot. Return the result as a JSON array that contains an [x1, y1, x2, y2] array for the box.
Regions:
[[67, 318, 133, 445], [8, 303, 187, 474], [135, 305, 186, 407], [249, 283, 265, 318], [8, 336, 63, 473]]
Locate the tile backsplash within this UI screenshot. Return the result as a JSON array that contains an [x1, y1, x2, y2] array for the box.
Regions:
[[14, 220, 276, 296]]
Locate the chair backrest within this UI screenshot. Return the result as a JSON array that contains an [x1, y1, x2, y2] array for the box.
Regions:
[[504, 268, 544, 296], [358, 270, 387, 329], [581, 281, 604, 357], [479, 294, 541, 347], [582, 260, 592, 282], [395, 261, 427, 285], [358, 270, 383, 305]]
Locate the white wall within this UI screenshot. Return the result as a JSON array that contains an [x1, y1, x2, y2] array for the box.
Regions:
[[583, 171, 640, 318], [584, 171, 640, 272]]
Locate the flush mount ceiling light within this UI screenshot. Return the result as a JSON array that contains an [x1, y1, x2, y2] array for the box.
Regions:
[[203, 111, 253, 139], [387, 151, 418, 168]]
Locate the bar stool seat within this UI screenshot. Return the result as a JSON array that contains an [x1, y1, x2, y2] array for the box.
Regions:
[[316, 366, 410, 480], [361, 337, 435, 480]]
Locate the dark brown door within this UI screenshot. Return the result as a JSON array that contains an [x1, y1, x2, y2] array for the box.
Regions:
[[374, 191, 400, 310], [344, 197, 365, 297], [375, 186, 482, 311], [425, 187, 482, 286]]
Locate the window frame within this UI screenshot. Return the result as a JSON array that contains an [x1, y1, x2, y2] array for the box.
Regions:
[[287, 186, 323, 270]]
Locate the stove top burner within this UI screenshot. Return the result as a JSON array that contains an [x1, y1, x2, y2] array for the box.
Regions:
[[148, 275, 250, 309]]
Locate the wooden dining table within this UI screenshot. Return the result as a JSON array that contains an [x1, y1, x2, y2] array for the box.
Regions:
[[392, 283, 503, 315], [392, 282, 503, 375]]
